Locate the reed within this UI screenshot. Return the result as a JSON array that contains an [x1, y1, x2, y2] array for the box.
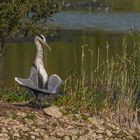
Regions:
[[56, 37, 140, 129]]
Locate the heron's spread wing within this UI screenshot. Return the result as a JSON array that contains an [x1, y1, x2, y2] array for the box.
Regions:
[[15, 77, 36, 89], [15, 77, 53, 94], [15, 64, 42, 89], [15, 64, 38, 88], [15, 65, 62, 94], [47, 74, 62, 93]]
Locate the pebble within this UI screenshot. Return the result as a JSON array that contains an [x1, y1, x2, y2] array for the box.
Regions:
[[106, 130, 113, 137], [0, 106, 137, 140]]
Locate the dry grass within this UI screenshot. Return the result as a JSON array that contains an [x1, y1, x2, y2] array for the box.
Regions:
[[55, 37, 140, 130]]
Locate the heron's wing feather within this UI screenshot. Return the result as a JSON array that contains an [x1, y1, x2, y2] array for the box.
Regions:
[[47, 74, 62, 93], [15, 77, 54, 94], [15, 77, 37, 89], [28, 64, 38, 86], [15, 64, 39, 87]]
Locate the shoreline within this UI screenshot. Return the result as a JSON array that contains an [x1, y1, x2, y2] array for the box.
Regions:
[[62, 1, 109, 11]]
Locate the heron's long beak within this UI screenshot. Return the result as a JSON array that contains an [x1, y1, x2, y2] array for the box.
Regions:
[[41, 40, 51, 51], [44, 42, 51, 51]]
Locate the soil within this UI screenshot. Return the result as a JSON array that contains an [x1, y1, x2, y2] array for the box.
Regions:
[[0, 102, 42, 117], [0, 102, 139, 140]]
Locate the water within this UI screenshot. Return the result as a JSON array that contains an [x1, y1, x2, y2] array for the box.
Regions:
[[0, 0, 140, 87], [48, 12, 140, 32]]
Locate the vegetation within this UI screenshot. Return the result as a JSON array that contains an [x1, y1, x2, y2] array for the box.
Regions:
[[0, 0, 60, 52], [55, 34, 140, 128], [0, 86, 28, 102], [0, 32, 139, 130], [0, 0, 140, 131]]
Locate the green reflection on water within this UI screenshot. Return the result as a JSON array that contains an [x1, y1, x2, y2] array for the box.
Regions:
[[64, 0, 140, 12], [0, 31, 139, 87]]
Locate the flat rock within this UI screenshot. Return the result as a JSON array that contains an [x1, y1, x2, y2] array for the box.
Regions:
[[106, 130, 113, 137], [88, 117, 100, 126], [44, 105, 63, 118]]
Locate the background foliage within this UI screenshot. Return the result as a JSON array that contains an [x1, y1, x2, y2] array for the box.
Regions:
[[0, 0, 60, 50]]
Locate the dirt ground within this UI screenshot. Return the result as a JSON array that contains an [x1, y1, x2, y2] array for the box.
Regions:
[[0, 102, 43, 117], [0, 102, 139, 140]]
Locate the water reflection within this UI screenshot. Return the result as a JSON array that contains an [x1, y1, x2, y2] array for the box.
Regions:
[[64, 0, 140, 12]]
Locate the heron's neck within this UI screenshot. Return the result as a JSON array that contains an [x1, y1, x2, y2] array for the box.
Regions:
[[34, 41, 44, 66]]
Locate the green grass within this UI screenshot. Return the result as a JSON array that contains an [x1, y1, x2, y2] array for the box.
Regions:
[[0, 86, 28, 103]]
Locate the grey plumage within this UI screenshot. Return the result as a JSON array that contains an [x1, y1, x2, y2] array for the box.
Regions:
[[15, 35, 62, 95]]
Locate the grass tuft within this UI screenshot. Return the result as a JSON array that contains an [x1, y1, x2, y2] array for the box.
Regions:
[[0, 85, 28, 103]]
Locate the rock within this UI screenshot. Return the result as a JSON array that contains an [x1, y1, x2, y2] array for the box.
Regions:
[[31, 135, 36, 139], [44, 105, 63, 118], [79, 135, 92, 140], [96, 135, 103, 139], [56, 128, 65, 137], [88, 117, 100, 126], [43, 135, 49, 139], [21, 126, 31, 132], [13, 133, 20, 138], [0, 133, 9, 139], [91, 133, 97, 137], [1, 128, 8, 133], [64, 135, 71, 140], [17, 112, 26, 117], [106, 130, 112, 137]]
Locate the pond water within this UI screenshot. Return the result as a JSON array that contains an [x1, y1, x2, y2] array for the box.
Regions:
[[48, 12, 140, 32], [0, 0, 140, 87]]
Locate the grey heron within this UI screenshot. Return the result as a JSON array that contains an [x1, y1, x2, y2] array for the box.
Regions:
[[15, 35, 62, 103]]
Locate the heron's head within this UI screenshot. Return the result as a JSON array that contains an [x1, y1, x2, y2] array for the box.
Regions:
[[37, 35, 51, 51]]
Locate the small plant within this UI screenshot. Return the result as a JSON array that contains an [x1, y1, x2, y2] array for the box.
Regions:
[[11, 113, 18, 120], [0, 85, 29, 103], [25, 113, 36, 120]]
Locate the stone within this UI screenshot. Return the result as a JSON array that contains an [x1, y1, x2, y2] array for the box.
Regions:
[[13, 133, 20, 138], [79, 135, 92, 140], [64, 135, 71, 140], [1, 128, 8, 133], [17, 112, 26, 117], [88, 117, 99, 126], [56, 128, 65, 137], [106, 130, 113, 137], [96, 135, 103, 139], [25, 118, 34, 125], [44, 105, 63, 118], [31, 135, 36, 139], [43, 135, 49, 139], [21, 126, 31, 132], [0, 133, 9, 138]]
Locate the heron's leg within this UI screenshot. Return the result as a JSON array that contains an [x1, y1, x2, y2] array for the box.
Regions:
[[26, 88, 36, 105], [35, 92, 38, 101], [26, 89, 39, 108], [37, 93, 44, 109]]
